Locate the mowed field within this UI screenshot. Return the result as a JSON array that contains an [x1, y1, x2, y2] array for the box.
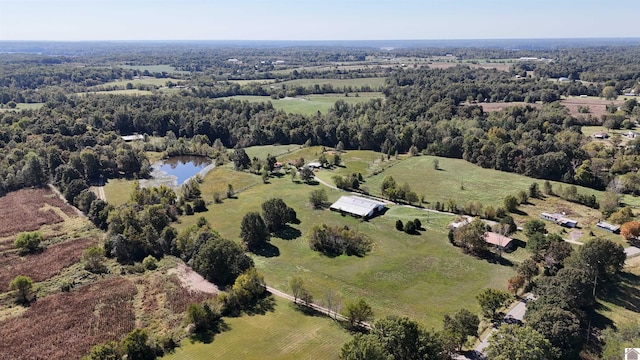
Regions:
[[176, 160, 515, 327], [363, 155, 603, 210], [163, 297, 351, 360], [105, 77, 185, 88], [220, 93, 384, 115], [0, 103, 45, 112]]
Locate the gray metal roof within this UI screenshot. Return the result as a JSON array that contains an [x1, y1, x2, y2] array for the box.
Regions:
[[329, 195, 386, 217]]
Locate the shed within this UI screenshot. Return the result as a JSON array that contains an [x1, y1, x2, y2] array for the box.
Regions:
[[540, 212, 578, 228], [306, 162, 322, 169], [329, 195, 386, 218], [593, 131, 609, 139], [596, 221, 620, 233], [483, 232, 514, 249], [121, 134, 144, 142]]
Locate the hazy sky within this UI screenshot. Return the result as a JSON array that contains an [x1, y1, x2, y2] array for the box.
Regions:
[[1, 0, 638, 41]]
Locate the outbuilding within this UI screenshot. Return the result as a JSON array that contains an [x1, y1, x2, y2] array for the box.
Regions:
[[540, 212, 578, 228], [483, 232, 514, 250], [329, 195, 386, 218], [596, 221, 621, 233]]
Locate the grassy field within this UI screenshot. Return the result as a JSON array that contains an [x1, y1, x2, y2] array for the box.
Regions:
[[177, 166, 515, 326], [594, 256, 640, 329], [0, 103, 45, 112], [103, 178, 136, 206], [363, 155, 603, 209], [163, 297, 351, 360], [106, 77, 184, 88], [78, 89, 154, 96], [220, 93, 383, 115], [273, 77, 387, 89]]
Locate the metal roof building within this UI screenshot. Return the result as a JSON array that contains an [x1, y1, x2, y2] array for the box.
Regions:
[[329, 195, 386, 218]]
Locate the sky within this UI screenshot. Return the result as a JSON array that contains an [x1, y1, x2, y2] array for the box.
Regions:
[[1, 0, 639, 41]]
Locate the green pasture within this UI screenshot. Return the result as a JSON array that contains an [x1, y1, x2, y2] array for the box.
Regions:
[[220, 93, 383, 115], [103, 178, 135, 206], [78, 89, 154, 96], [106, 78, 184, 88], [177, 168, 515, 327], [226, 79, 276, 86], [363, 155, 603, 210], [163, 297, 350, 360], [0, 103, 45, 111]]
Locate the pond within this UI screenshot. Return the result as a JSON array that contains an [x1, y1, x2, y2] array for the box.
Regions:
[[144, 156, 213, 188]]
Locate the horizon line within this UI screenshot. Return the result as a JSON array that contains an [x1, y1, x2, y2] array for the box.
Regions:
[[2, 37, 640, 42]]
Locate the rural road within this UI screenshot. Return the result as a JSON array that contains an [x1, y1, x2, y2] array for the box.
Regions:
[[265, 285, 372, 330]]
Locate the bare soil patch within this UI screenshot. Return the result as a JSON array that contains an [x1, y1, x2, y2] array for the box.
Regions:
[[0, 237, 96, 290], [168, 263, 219, 294], [0, 188, 78, 237], [0, 277, 137, 360], [561, 97, 624, 118]]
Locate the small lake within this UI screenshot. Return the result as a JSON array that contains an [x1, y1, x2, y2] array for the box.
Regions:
[[154, 156, 212, 186]]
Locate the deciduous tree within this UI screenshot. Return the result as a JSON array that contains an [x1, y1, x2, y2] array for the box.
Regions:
[[9, 275, 33, 303], [261, 198, 296, 232], [476, 288, 510, 321], [486, 324, 556, 360], [442, 308, 480, 351], [344, 298, 373, 328], [309, 188, 328, 209], [240, 212, 270, 250]]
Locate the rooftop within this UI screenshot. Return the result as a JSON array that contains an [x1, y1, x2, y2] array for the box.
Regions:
[[329, 195, 386, 218]]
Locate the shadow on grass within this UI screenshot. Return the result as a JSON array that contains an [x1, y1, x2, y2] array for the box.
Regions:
[[188, 319, 231, 344], [274, 225, 302, 240], [510, 209, 529, 216], [589, 302, 615, 331], [251, 242, 280, 257], [291, 302, 326, 318], [599, 272, 640, 314], [245, 293, 277, 316]]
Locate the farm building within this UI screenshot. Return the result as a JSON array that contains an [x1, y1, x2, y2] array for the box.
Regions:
[[596, 221, 620, 233], [121, 134, 144, 142], [540, 213, 578, 228], [305, 162, 322, 169], [593, 131, 609, 139], [329, 195, 386, 218], [483, 232, 514, 250], [448, 216, 472, 230]]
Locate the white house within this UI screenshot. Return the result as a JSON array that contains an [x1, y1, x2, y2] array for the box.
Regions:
[[540, 212, 578, 228], [329, 196, 386, 218]]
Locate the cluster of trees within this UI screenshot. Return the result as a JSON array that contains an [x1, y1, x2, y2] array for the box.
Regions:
[[307, 223, 372, 257], [380, 175, 418, 204], [395, 218, 422, 234]]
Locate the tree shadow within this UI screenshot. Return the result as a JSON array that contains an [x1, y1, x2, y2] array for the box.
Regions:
[[305, 180, 320, 186], [251, 242, 280, 258], [274, 225, 302, 240], [511, 209, 529, 216], [483, 252, 514, 267], [599, 272, 640, 314], [188, 319, 231, 344], [245, 293, 277, 316], [589, 302, 615, 331], [291, 302, 326, 318]]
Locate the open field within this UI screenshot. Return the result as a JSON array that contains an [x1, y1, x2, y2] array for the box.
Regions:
[[314, 150, 401, 181], [226, 79, 276, 85], [105, 77, 184, 88], [363, 155, 603, 210], [0, 103, 45, 111], [103, 178, 136, 206], [273, 77, 387, 89], [221, 92, 383, 115], [176, 168, 515, 326], [0, 278, 137, 360], [199, 165, 262, 199], [561, 96, 624, 118], [0, 188, 78, 238], [0, 237, 96, 290], [78, 89, 154, 96], [164, 297, 351, 360], [428, 61, 512, 72]]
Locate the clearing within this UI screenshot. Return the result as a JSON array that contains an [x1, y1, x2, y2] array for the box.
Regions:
[[219, 93, 383, 115]]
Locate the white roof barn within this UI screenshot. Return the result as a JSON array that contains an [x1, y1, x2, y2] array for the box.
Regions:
[[330, 196, 386, 218]]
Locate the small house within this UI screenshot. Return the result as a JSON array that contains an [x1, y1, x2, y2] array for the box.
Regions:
[[540, 213, 578, 228], [329, 195, 386, 218], [483, 232, 514, 250], [593, 131, 609, 139], [596, 221, 621, 233], [306, 162, 322, 169]]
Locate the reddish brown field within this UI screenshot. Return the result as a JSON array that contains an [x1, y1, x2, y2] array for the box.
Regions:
[[0, 237, 96, 290], [0, 188, 78, 237], [561, 97, 624, 118], [138, 275, 217, 331], [0, 278, 137, 360]]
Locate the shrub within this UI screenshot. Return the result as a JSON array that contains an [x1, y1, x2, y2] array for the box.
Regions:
[[14, 231, 43, 254], [307, 223, 372, 257], [395, 220, 404, 231], [9, 275, 33, 303], [142, 255, 158, 270], [184, 203, 194, 215], [404, 221, 416, 234], [192, 199, 207, 212], [413, 218, 422, 229]]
